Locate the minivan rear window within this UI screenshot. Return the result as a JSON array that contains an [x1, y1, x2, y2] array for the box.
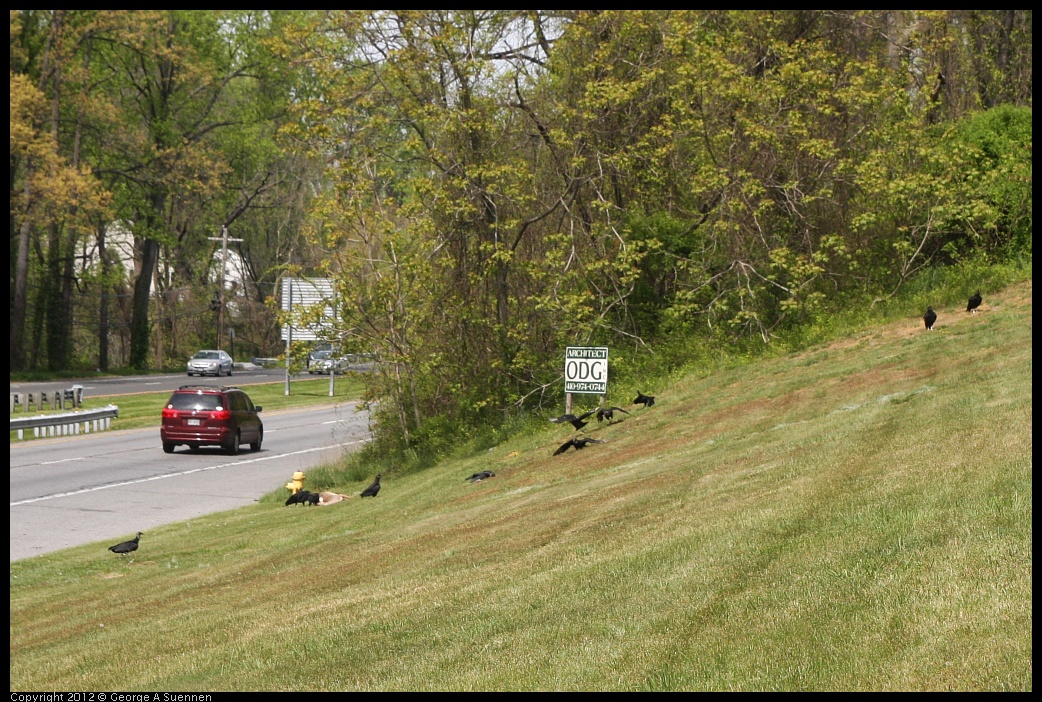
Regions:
[[168, 393, 222, 411]]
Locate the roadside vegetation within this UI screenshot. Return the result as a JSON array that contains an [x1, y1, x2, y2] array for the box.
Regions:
[[335, 255, 1030, 484], [8, 12, 1031, 690], [9, 275, 1031, 691], [10, 12, 1032, 484]]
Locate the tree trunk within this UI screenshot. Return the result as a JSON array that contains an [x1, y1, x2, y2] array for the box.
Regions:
[[45, 221, 68, 371], [10, 206, 32, 371], [130, 235, 159, 369]]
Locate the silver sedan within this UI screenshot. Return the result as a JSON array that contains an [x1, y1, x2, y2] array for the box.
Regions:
[[186, 349, 234, 377]]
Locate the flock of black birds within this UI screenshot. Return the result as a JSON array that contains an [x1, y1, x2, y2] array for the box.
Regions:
[[285, 489, 321, 506], [112, 475, 387, 557], [547, 391, 657, 458], [549, 395, 651, 432], [923, 291, 984, 331], [110, 291, 988, 559]]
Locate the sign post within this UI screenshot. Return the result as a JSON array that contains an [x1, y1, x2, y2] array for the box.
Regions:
[[281, 277, 337, 396], [284, 280, 293, 396], [564, 346, 609, 413]]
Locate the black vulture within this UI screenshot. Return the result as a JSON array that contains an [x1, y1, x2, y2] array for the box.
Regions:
[[553, 437, 606, 456], [109, 532, 143, 556], [633, 392, 656, 408], [465, 471, 496, 483], [594, 406, 629, 423], [360, 474, 382, 498], [549, 413, 589, 431], [285, 490, 317, 506], [300, 491, 320, 506], [967, 291, 982, 314], [923, 306, 937, 330]]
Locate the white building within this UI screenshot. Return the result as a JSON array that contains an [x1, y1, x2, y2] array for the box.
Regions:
[[77, 222, 246, 295]]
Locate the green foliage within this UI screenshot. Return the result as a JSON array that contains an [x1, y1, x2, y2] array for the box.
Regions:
[[10, 12, 1032, 485], [945, 105, 1033, 258]]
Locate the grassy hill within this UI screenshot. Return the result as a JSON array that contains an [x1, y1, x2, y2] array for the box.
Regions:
[[10, 281, 1032, 691]]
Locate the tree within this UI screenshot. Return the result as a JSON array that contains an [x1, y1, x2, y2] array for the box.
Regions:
[[10, 11, 111, 371]]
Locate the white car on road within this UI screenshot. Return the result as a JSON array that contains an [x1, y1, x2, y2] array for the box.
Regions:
[[186, 349, 234, 377]]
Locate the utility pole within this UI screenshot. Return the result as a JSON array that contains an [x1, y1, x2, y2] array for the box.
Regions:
[[285, 279, 293, 396], [207, 226, 243, 352]]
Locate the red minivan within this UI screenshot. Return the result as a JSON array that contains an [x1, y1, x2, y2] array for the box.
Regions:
[[161, 385, 263, 455]]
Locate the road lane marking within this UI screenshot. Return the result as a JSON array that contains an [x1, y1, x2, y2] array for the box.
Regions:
[[40, 457, 86, 465], [10, 439, 369, 506]]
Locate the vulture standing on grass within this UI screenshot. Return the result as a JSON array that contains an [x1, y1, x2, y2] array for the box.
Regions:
[[967, 291, 982, 314], [109, 532, 143, 556], [553, 437, 606, 456], [633, 392, 656, 408], [923, 306, 937, 330], [360, 474, 382, 498]]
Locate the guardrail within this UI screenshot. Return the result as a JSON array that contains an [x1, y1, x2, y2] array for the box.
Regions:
[[10, 404, 119, 441], [11, 385, 84, 413]]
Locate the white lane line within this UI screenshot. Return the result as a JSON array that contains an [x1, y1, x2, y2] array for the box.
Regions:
[[10, 439, 369, 506], [40, 457, 86, 465]]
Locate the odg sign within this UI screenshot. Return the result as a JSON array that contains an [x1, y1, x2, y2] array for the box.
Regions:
[[565, 346, 608, 394]]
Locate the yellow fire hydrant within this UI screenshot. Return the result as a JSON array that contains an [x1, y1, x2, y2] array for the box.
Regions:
[[285, 470, 307, 495]]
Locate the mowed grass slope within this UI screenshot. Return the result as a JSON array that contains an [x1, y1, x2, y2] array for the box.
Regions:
[[9, 282, 1032, 691]]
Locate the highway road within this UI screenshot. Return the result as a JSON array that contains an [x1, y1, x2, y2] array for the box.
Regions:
[[10, 402, 372, 562], [10, 364, 308, 398]]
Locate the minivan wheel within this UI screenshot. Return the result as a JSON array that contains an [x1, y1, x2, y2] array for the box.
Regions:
[[226, 430, 241, 456], [250, 428, 263, 452], [163, 442, 176, 453]]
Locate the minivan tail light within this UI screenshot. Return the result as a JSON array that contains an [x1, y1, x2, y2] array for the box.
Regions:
[[210, 409, 231, 421], [162, 408, 178, 419]]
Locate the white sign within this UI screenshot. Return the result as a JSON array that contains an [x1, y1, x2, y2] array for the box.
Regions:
[[280, 277, 336, 341], [565, 346, 608, 394]]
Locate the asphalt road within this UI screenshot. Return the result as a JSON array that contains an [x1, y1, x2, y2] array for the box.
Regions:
[[10, 402, 372, 562], [10, 364, 308, 399]]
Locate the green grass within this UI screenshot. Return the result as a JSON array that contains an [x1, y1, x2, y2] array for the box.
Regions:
[[9, 280, 1032, 691], [10, 376, 367, 439]]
